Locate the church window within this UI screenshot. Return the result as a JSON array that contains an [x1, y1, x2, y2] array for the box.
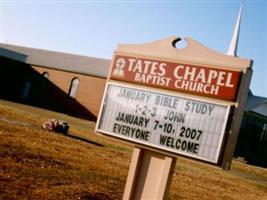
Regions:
[[43, 72, 49, 79], [69, 78, 79, 98]]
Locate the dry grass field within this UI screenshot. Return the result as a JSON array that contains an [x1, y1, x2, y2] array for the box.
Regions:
[[0, 99, 266, 200]]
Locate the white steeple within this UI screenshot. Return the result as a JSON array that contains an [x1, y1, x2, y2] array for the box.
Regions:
[[227, 2, 243, 56]]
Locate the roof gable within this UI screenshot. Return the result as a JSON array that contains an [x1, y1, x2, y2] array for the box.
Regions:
[[0, 43, 110, 78]]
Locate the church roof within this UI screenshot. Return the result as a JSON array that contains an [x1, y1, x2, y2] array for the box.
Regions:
[[0, 43, 110, 78], [245, 94, 267, 118]]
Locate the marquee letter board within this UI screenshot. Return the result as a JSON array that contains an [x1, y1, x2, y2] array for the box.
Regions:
[[96, 36, 252, 167]]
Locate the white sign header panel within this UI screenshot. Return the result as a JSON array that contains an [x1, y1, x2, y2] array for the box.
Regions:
[[96, 83, 230, 163]]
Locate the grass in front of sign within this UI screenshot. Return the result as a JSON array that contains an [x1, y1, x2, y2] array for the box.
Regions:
[[0, 100, 266, 200]]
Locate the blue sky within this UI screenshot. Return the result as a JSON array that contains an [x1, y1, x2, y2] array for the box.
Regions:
[[1, 0, 266, 97]]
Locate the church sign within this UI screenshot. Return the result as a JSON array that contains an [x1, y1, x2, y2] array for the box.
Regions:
[[111, 55, 241, 101], [96, 36, 252, 168]]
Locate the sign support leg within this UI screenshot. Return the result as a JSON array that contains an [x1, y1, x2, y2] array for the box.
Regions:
[[221, 68, 253, 170], [123, 147, 176, 200]]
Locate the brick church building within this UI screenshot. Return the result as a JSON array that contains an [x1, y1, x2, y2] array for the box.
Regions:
[[0, 43, 110, 120]]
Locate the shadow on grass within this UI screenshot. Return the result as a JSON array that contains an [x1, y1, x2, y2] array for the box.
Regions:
[[60, 132, 104, 147]]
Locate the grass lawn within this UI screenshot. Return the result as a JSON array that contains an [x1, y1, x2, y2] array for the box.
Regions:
[[0, 100, 266, 199]]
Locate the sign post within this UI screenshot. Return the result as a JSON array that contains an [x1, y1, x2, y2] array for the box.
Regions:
[[95, 36, 252, 198], [122, 147, 176, 199]]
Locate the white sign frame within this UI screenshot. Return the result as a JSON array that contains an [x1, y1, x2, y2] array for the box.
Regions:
[[96, 82, 231, 163]]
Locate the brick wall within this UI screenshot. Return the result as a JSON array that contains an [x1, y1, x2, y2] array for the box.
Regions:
[[33, 66, 106, 117]]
